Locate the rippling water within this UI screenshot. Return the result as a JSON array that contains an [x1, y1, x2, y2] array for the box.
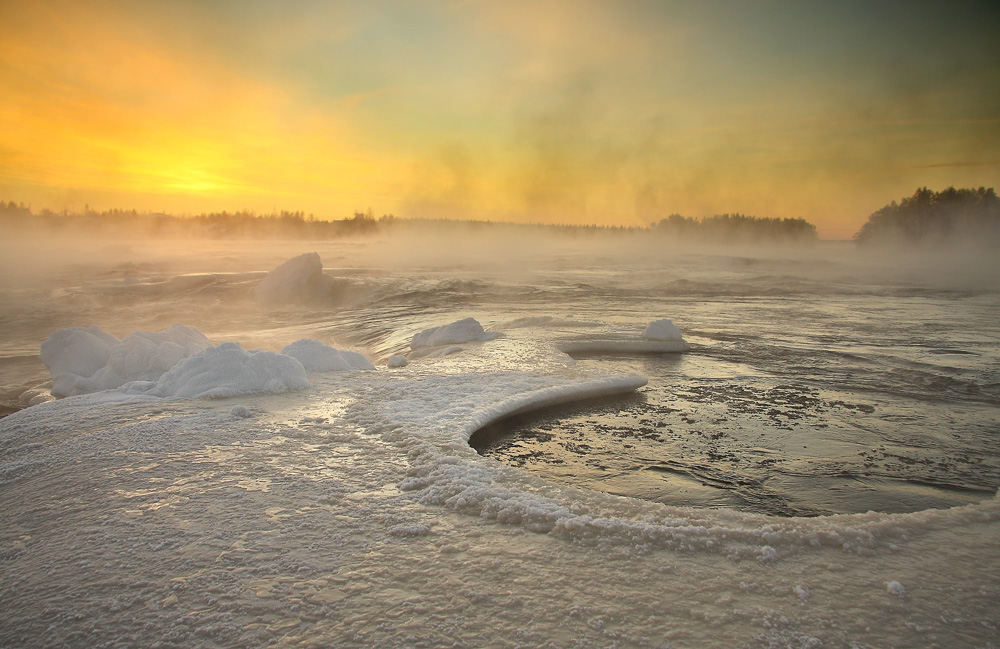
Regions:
[[2, 235, 999, 648], [2, 237, 998, 516]]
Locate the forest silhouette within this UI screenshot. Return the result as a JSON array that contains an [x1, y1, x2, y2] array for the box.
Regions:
[[856, 187, 1000, 246], [3, 188, 997, 245], [0, 202, 819, 244]]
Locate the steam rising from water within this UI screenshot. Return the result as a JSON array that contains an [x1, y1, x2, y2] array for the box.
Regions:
[[1, 225, 999, 648]]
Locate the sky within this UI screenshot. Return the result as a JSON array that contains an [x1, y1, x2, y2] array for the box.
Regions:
[[1, 0, 998, 238]]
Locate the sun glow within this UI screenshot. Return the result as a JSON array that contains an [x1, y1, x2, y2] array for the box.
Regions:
[[1, 0, 998, 237]]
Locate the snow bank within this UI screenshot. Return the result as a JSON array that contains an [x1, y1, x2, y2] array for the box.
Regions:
[[410, 317, 501, 350], [280, 339, 374, 372], [254, 252, 333, 305], [126, 342, 310, 399], [642, 318, 684, 341], [40, 324, 212, 397]]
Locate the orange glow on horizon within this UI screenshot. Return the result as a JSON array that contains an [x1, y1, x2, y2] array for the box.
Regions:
[[1, 1, 998, 238]]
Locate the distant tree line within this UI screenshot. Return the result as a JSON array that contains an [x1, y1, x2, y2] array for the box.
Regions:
[[651, 213, 818, 243], [0, 202, 397, 239], [855, 187, 1000, 246], [0, 200, 820, 244]]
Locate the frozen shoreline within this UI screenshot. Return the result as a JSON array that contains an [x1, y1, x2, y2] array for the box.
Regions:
[[2, 322, 998, 648]]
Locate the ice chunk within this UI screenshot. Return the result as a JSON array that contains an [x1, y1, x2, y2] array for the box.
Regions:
[[410, 317, 500, 350], [40, 324, 211, 397], [19, 387, 55, 406], [128, 342, 310, 399], [229, 405, 254, 418], [254, 252, 333, 305], [387, 354, 408, 368], [642, 318, 684, 341], [280, 339, 374, 372], [556, 318, 688, 355]]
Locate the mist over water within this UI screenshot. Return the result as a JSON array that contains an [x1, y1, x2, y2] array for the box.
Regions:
[[2, 225, 999, 648], [2, 229, 997, 514]]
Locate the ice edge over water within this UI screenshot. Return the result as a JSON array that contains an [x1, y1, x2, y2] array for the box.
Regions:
[[337, 329, 1000, 558], [17, 313, 1000, 559]]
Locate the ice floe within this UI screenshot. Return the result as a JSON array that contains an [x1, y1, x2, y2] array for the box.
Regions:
[[406, 317, 502, 359], [642, 318, 684, 341], [411, 317, 501, 350]]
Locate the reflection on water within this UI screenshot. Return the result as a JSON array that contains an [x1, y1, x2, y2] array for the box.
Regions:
[[473, 351, 1000, 516]]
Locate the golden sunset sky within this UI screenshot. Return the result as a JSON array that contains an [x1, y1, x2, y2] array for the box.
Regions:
[[1, 0, 998, 238]]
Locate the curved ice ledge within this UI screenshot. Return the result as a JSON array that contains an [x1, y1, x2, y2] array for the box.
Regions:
[[463, 373, 648, 445]]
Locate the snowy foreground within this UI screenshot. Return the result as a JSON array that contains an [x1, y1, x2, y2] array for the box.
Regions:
[[1, 321, 999, 648]]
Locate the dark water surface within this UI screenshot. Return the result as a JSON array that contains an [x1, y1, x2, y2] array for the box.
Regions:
[[474, 285, 1000, 515]]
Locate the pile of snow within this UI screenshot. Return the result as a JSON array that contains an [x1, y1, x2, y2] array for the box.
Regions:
[[40, 324, 212, 397], [254, 252, 333, 305], [642, 318, 684, 341], [410, 317, 501, 350], [280, 339, 374, 372], [126, 342, 310, 399]]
